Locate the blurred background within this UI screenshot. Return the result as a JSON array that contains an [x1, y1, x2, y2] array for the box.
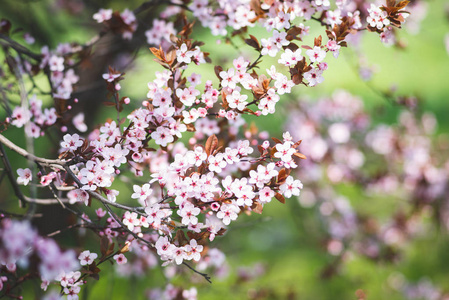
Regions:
[[1, 0, 449, 299]]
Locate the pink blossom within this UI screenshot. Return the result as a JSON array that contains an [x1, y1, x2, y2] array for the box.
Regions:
[[93, 8, 113, 23], [17, 168, 32, 185], [278, 48, 303, 67], [73, 113, 87, 132], [131, 183, 153, 203], [259, 187, 275, 204], [113, 253, 127, 265], [227, 90, 248, 111], [11, 106, 31, 128], [102, 72, 121, 82], [78, 250, 98, 266], [176, 43, 194, 64], [306, 46, 326, 63], [216, 203, 240, 225], [280, 176, 303, 198], [61, 134, 84, 151], [151, 126, 174, 147], [182, 287, 198, 300], [177, 202, 201, 226], [49, 55, 64, 72], [367, 4, 390, 30], [40, 172, 57, 186], [122, 211, 140, 231], [304, 68, 324, 86], [67, 189, 89, 205]]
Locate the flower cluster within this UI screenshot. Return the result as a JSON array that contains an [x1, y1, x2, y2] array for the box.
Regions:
[[286, 90, 449, 270], [0, 219, 80, 296], [40, 46, 80, 100], [366, 1, 410, 45], [10, 95, 58, 138], [93, 8, 137, 39]]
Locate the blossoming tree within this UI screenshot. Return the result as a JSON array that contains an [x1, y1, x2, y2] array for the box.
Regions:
[[0, 0, 410, 298]]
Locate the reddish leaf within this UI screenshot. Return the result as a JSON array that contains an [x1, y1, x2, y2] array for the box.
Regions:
[[271, 137, 283, 144], [251, 201, 264, 214], [149, 47, 163, 61], [293, 152, 307, 159], [174, 229, 188, 246], [205, 134, 218, 156], [244, 34, 261, 51], [214, 65, 223, 80], [293, 140, 303, 148], [275, 192, 285, 204], [186, 124, 196, 132], [100, 236, 109, 257], [314, 35, 322, 47]]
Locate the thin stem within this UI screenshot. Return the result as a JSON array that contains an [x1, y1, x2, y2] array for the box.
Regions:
[[0, 33, 42, 61], [0, 143, 27, 207], [182, 262, 212, 284]]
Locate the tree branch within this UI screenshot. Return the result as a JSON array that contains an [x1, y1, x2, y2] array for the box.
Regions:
[[0, 143, 27, 207], [0, 33, 42, 61], [0, 134, 65, 170]]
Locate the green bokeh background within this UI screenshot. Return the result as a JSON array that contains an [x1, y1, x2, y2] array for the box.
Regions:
[[1, 0, 449, 299]]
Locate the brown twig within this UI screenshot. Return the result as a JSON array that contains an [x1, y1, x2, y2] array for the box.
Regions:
[[182, 262, 212, 283], [0, 143, 27, 207], [0, 134, 65, 169], [0, 33, 42, 61]]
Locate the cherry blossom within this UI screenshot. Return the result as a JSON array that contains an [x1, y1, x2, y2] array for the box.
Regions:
[[113, 253, 127, 265], [280, 176, 303, 198], [176, 43, 194, 64], [93, 8, 112, 23], [304, 68, 324, 87], [306, 46, 326, 63], [61, 134, 83, 151], [217, 203, 240, 225], [16, 168, 32, 185], [78, 250, 98, 266], [367, 4, 391, 30], [0, 0, 414, 297]]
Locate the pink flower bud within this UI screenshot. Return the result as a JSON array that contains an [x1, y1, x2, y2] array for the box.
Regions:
[[211, 202, 220, 211], [262, 140, 270, 149], [132, 152, 142, 162], [259, 131, 269, 139], [218, 109, 226, 117], [198, 107, 207, 117], [318, 62, 328, 71]]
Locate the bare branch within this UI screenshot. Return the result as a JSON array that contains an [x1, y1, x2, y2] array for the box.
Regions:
[[0, 143, 27, 207], [0, 134, 65, 170], [23, 195, 69, 205], [182, 262, 212, 284], [0, 33, 42, 61]]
